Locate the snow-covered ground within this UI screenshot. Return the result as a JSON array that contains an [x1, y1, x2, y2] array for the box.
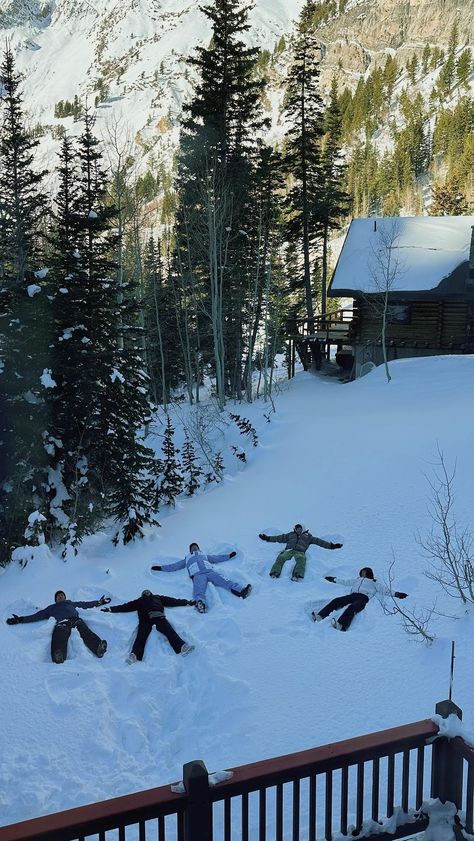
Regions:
[[1, 355, 474, 829]]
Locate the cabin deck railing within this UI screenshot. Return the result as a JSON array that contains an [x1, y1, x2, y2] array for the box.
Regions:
[[0, 700, 472, 841]]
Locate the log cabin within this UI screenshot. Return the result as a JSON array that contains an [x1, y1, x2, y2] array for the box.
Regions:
[[328, 216, 474, 377]]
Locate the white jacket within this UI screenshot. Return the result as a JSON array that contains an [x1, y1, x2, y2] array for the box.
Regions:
[[334, 576, 390, 599]]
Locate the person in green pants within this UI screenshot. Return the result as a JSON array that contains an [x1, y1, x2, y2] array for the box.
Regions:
[[259, 524, 342, 580]]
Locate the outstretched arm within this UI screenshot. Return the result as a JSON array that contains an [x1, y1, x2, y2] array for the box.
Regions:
[[160, 596, 193, 608], [154, 559, 187, 572], [72, 597, 110, 610], [106, 599, 140, 613], [310, 536, 342, 550], [264, 533, 291, 544], [208, 552, 236, 565], [13, 606, 53, 623], [325, 577, 355, 587]]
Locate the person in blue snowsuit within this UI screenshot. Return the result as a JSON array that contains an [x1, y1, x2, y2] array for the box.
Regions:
[[152, 543, 251, 613]]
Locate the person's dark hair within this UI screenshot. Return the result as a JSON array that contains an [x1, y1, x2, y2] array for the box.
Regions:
[[294, 524, 302, 530], [359, 567, 375, 580], [141, 589, 152, 597], [54, 590, 66, 602], [189, 542, 200, 553]]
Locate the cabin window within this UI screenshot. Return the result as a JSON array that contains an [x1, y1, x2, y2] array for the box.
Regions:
[[387, 304, 411, 324]]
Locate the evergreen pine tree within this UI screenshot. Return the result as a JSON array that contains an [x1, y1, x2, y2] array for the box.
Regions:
[[181, 434, 203, 496], [47, 113, 157, 548], [429, 177, 468, 215], [317, 77, 351, 315], [282, 0, 324, 320], [160, 417, 183, 505], [0, 47, 50, 562], [175, 0, 266, 402]]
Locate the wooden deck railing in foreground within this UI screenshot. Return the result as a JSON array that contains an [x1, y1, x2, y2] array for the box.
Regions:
[[1, 700, 473, 841]]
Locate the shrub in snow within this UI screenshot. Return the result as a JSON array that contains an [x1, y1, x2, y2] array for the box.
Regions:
[[229, 413, 258, 447]]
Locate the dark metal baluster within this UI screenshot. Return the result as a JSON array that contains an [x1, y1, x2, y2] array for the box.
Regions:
[[372, 758, 380, 822], [259, 787, 266, 841], [466, 763, 474, 835], [118, 825, 126, 841], [242, 792, 249, 841], [292, 778, 300, 841], [402, 750, 410, 813], [309, 773, 317, 841], [276, 783, 284, 841], [139, 820, 146, 841], [416, 746, 425, 809], [99, 832, 106, 841], [387, 754, 395, 817], [325, 770, 333, 841], [356, 762, 364, 832], [177, 810, 185, 841], [158, 815, 165, 841], [224, 796, 232, 841], [341, 766, 349, 835]]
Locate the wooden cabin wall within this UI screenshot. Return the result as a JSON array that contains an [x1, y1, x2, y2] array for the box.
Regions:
[[351, 300, 468, 347]]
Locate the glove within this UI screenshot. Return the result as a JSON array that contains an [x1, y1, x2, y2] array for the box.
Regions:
[[98, 595, 111, 605], [151, 565, 162, 571], [101, 607, 111, 612], [325, 576, 336, 583], [229, 551, 237, 558], [188, 600, 196, 606], [259, 533, 269, 541], [6, 614, 21, 625], [330, 543, 343, 549], [394, 591, 408, 599]]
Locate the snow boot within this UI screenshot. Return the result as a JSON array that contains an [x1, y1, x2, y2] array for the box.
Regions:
[[291, 572, 304, 581], [180, 643, 195, 656], [96, 640, 107, 658], [312, 612, 323, 622], [269, 571, 280, 578], [331, 619, 345, 631], [53, 650, 65, 664], [232, 584, 252, 599], [195, 600, 206, 614], [126, 653, 138, 665]]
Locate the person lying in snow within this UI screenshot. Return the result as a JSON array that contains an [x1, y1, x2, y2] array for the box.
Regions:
[[6, 590, 110, 663], [152, 543, 251, 614], [312, 567, 408, 631], [259, 523, 342, 580], [102, 590, 195, 663]]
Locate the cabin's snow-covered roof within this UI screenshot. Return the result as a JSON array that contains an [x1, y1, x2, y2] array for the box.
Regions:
[[329, 216, 474, 295]]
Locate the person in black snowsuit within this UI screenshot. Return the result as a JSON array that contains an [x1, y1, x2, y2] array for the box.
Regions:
[[102, 590, 196, 663], [6, 590, 110, 663]]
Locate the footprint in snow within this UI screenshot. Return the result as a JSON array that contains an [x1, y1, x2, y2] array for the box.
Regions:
[[121, 720, 148, 754]]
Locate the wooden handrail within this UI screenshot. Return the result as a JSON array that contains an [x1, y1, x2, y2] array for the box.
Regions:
[[210, 719, 438, 800], [0, 783, 185, 841]]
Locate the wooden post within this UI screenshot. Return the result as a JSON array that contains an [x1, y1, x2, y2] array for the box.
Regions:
[[430, 700, 463, 809], [183, 760, 212, 841]]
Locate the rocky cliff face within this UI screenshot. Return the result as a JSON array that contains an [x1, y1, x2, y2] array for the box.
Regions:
[[318, 0, 474, 85]]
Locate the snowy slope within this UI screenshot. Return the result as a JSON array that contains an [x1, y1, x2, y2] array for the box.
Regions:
[[1, 355, 474, 828]]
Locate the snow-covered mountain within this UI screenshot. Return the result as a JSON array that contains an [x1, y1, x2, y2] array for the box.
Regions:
[[2, 0, 472, 181]]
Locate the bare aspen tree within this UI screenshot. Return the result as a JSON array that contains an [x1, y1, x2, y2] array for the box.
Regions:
[[419, 448, 474, 604], [364, 221, 406, 383], [382, 559, 437, 643], [102, 117, 135, 352]]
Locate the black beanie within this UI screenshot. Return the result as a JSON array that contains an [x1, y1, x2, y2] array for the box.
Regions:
[[54, 590, 66, 602], [189, 543, 199, 553]]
